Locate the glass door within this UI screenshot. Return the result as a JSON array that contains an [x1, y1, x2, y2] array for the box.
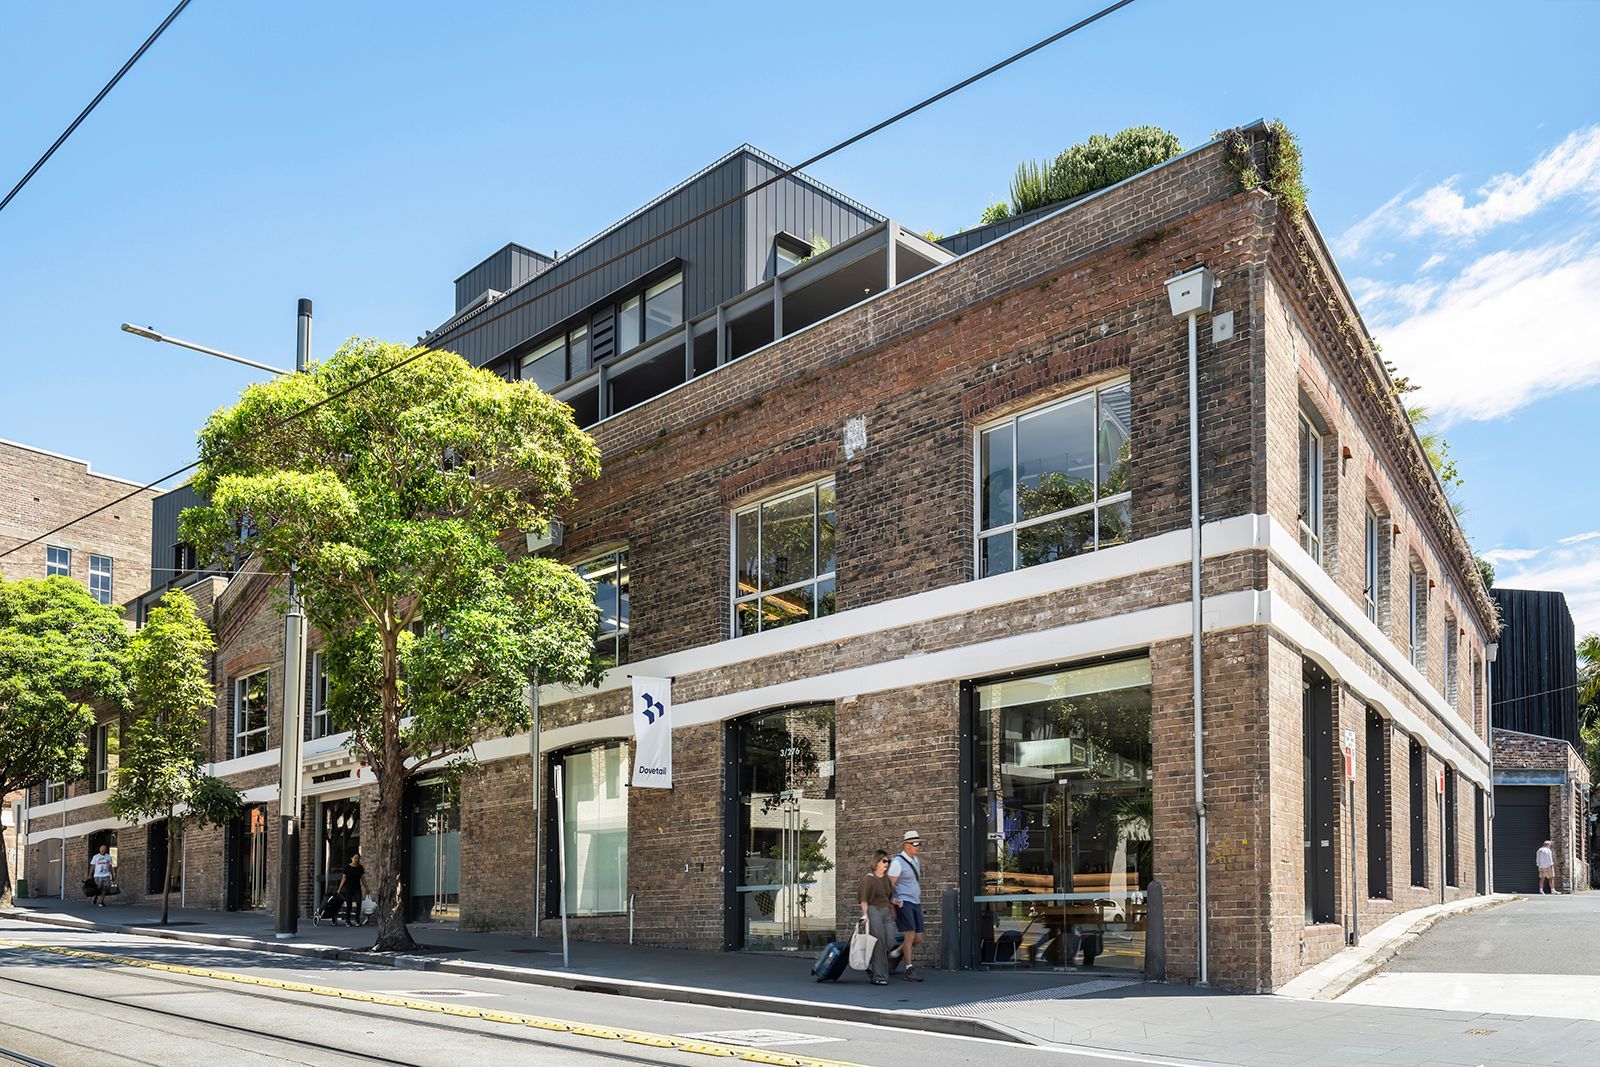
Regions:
[[317, 797, 360, 901], [733, 705, 837, 952], [233, 804, 269, 910], [407, 780, 459, 922], [972, 660, 1152, 972]]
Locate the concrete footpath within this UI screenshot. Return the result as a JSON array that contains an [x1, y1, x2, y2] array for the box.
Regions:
[[8, 896, 1600, 1065]]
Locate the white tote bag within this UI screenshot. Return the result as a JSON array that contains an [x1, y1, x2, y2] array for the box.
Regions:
[[848, 920, 876, 971]]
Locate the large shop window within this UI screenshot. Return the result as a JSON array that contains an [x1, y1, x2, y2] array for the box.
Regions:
[[977, 381, 1131, 578], [576, 551, 630, 669], [733, 481, 836, 637], [972, 659, 1152, 972], [552, 742, 629, 916], [234, 671, 270, 758]]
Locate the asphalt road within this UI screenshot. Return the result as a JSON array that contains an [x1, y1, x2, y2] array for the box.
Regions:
[[1382, 893, 1600, 975], [0, 920, 1210, 1067]]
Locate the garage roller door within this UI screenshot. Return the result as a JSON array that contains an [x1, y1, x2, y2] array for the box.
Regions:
[[1493, 785, 1550, 893]]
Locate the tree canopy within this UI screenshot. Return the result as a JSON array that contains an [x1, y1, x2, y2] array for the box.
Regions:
[[180, 338, 602, 949], [0, 575, 129, 904], [109, 589, 241, 923]]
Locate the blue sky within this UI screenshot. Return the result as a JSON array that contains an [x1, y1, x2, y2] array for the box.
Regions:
[[3, 2, 1598, 625]]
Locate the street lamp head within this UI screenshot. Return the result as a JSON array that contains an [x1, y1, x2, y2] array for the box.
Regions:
[[120, 323, 164, 342]]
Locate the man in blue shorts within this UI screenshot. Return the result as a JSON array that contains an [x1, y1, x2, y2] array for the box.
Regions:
[[888, 830, 925, 982]]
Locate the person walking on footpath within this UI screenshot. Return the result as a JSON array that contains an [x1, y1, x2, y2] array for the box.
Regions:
[[89, 845, 114, 907], [858, 849, 896, 986], [888, 830, 925, 982], [336, 851, 367, 925], [1537, 840, 1556, 895]]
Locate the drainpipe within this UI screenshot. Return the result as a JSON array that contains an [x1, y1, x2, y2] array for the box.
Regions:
[[529, 679, 542, 936], [1165, 266, 1216, 986]]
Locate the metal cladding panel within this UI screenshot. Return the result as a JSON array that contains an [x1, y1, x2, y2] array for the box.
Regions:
[[149, 484, 206, 582], [741, 155, 881, 289], [1490, 588, 1580, 746], [432, 156, 749, 369]]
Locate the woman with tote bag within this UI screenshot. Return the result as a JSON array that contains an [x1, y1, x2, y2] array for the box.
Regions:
[[855, 850, 895, 985]]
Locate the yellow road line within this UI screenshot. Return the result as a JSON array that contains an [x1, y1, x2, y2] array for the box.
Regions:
[[0, 939, 866, 1067]]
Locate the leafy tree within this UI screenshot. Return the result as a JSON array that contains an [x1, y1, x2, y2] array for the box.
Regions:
[[1475, 556, 1496, 591], [108, 590, 242, 924], [180, 339, 601, 951], [1578, 635, 1600, 792], [0, 576, 128, 906]]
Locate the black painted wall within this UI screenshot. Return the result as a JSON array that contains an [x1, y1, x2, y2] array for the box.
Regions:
[[1490, 587, 1579, 746]]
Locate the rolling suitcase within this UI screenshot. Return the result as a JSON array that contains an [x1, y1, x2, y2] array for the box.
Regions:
[[811, 939, 849, 982]]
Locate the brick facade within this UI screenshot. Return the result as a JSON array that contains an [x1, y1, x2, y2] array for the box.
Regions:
[[19, 129, 1498, 992], [1493, 728, 1591, 893]]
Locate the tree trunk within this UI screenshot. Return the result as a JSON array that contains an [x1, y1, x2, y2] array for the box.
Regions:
[[368, 767, 415, 951], [369, 619, 416, 952], [162, 812, 175, 925]]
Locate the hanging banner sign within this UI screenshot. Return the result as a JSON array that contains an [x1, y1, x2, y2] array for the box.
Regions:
[[631, 676, 673, 789]]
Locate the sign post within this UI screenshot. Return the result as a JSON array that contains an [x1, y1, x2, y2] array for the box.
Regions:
[[631, 677, 673, 789], [1342, 729, 1358, 944], [1437, 767, 1446, 904]]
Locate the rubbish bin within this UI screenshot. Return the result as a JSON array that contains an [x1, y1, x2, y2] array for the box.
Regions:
[[14, 878, 28, 899]]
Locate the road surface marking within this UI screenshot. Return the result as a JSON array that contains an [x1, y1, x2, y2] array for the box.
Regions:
[[0, 938, 867, 1067]]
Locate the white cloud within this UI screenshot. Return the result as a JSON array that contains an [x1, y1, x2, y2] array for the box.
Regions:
[[1559, 531, 1600, 545], [1404, 126, 1600, 239], [1480, 547, 1542, 565], [1374, 238, 1600, 423], [1336, 189, 1409, 257], [1419, 252, 1446, 273]]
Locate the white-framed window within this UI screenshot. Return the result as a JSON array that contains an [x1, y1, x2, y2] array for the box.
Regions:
[[1364, 508, 1380, 624], [234, 670, 270, 758], [552, 741, 629, 916], [616, 271, 684, 353], [732, 480, 836, 637], [976, 380, 1131, 577], [1444, 615, 1459, 705], [576, 550, 629, 669], [1408, 567, 1427, 670], [46, 545, 71, 577], [92, 720, 118, 792], [1299, 412, 1323, 564], [310, 651, 330, 739], [43, 780, 65, 804], [88, 553, 113, 605]]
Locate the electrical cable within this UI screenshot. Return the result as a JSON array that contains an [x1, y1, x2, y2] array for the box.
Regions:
[[0, 1, 1138, 561], [0, 0, 193, 217]]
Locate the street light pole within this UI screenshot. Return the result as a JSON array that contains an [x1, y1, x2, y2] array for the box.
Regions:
[[275, 299, 312, 938]]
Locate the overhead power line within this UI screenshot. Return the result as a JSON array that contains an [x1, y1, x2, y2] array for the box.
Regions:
[[0, 0, 193, 217], [0, 0, 1138, 562]]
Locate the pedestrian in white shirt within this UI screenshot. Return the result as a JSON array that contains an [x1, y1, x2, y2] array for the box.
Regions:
[[1536, 840, 1555, 895], [89, 845, 114, 907]]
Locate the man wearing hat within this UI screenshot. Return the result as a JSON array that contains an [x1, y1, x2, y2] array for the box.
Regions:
[[887, 830, 925, 981]]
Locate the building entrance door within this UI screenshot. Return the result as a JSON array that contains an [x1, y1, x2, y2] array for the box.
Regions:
[[38, 838, 62, 897], [317, 797, 360, 902], [731, 705, 837, 953], [228, 804, 269, 910], [406, 780, 459, 922]]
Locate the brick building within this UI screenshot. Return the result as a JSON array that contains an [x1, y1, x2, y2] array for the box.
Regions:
[[25, 123, 1497, 991], [3, 437, 155, 898], [1489, 588, 1591, 893]]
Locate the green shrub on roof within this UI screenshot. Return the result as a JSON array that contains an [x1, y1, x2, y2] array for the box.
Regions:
[[1002, 126, 1183, 218]]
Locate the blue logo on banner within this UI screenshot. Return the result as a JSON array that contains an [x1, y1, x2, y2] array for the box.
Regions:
[[639, 692, 664, 724]]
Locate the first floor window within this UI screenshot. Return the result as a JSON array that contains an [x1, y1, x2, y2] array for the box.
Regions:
[[92, 720, 118, 792], [89, 553, 113, 605], [310, 652, 330, 739], [1409, 568, 1427, 670], [234, 671, 270, 757], [1299, 411, 1323, 564], [1364, 508, 1380, 624], [551, 741, 629, 916], [576, 550, 629, 668], [978, 380, 1132, 577], [43, 780, 65, 804], [46, 545, 71, 577], [1444, 616, 1460, 705], [733, 480, 836, 636]]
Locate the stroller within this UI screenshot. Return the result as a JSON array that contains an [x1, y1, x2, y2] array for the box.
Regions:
[[313, 893, 346, 926]]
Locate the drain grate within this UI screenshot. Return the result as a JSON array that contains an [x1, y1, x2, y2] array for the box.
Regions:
[[921, 978, 1135, 1016]]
